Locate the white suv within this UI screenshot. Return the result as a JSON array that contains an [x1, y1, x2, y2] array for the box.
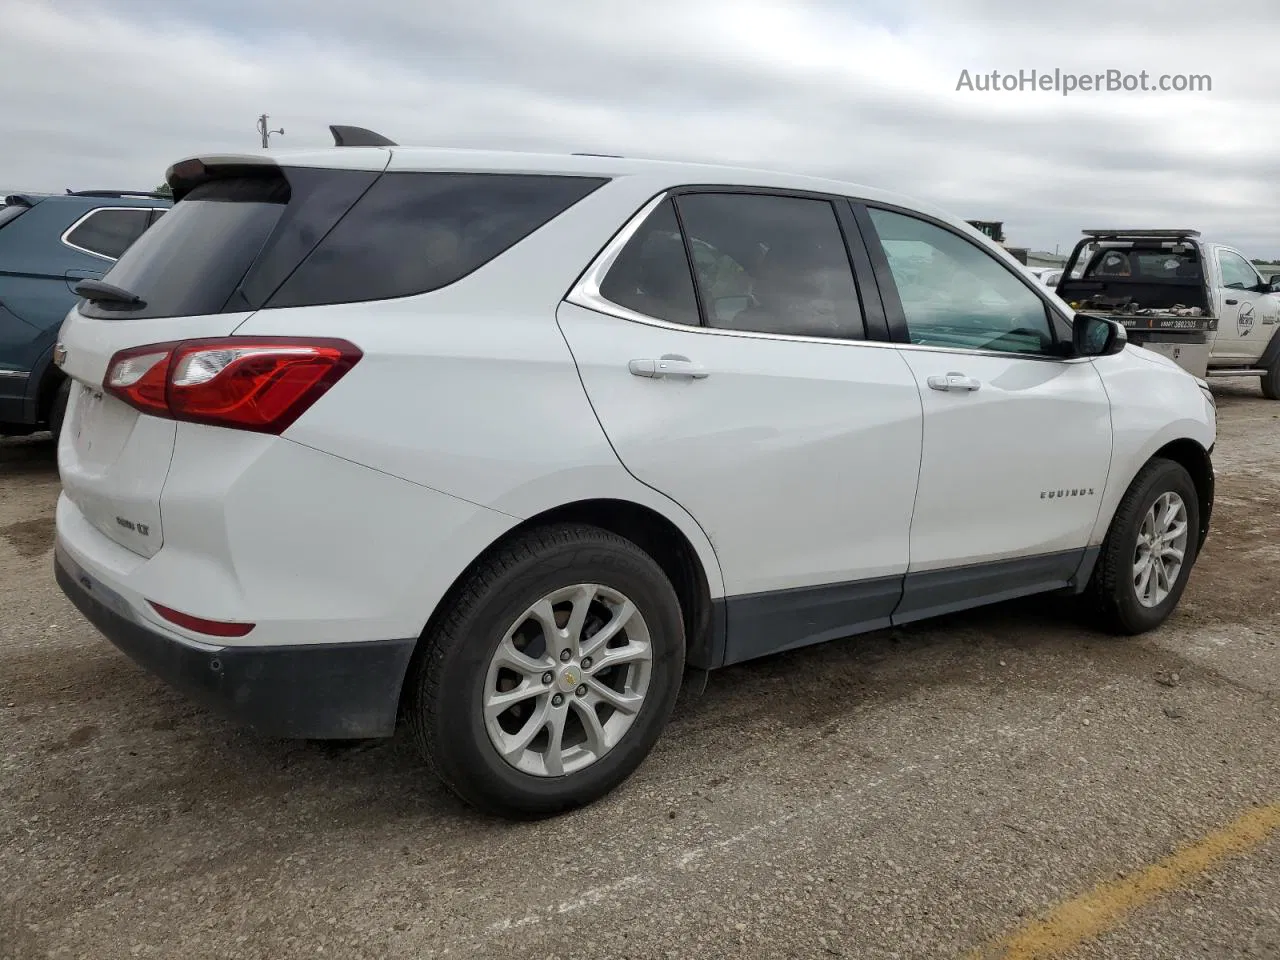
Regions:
[[53, 137, 1216, 817]]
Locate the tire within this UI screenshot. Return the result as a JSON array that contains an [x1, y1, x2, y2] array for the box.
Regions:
[[407, 523, 686, 818], [1261, 355, 1280, 400], [48, 378, 71, 444], [1088, 457, 1201, 635]]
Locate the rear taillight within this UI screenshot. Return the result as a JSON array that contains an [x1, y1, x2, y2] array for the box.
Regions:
[[103, 337, 361, 434]]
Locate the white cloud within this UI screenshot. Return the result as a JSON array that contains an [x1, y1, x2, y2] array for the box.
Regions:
[[3, 0, 1277, 256]]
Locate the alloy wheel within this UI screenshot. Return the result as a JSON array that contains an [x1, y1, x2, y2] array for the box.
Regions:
[[482, 583, 653, 777]]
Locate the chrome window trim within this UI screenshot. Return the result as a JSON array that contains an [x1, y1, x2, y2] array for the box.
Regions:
[[59, 206, 157, 262], [564, 191, 1092, 365]]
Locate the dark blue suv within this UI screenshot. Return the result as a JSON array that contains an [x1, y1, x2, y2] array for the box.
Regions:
[[0, 190, 171, 440]]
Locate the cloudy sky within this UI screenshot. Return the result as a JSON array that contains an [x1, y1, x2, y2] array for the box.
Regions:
[[5, 0, 1278, 257]]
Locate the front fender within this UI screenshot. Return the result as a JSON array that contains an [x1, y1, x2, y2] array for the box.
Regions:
[[1088, 349, 1216, 547]]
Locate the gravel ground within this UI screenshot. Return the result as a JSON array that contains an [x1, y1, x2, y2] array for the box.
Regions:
[[2, 380, 1278, 960]]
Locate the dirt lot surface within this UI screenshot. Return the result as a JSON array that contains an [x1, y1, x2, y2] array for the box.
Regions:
[[2, 381, 1278, 960]]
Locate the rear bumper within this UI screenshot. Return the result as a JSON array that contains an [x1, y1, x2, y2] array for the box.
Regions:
[[55, 544, 417, 739]]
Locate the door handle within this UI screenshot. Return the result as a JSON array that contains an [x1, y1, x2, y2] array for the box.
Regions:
[[927, 372, 981, 392], [629, 355, 709, 379], [1225, 298, 1238, 305]]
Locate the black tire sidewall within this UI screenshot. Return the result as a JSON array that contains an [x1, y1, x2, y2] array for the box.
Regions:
[[1105, 460, 1200, 631], [1262, 356, 1280, 400], [426, 534, 684, 816]]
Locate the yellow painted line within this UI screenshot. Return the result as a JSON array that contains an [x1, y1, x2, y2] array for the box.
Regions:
[[966, 801, 1280, 960]]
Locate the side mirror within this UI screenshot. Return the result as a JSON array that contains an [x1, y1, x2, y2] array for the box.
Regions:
[[1269, 275, 1280, 292], [1073, 314, 1127, 357]]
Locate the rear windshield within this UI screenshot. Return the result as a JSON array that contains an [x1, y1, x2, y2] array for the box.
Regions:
[[1067, 241, 1202, 282], [80, 169, 607, 320], [81, 176, 290, 319]]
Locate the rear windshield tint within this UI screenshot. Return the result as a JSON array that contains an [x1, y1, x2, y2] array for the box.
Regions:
[[80, 176, 289, 319], [79, 170, 606, 319], [265, 173, 607, 308]]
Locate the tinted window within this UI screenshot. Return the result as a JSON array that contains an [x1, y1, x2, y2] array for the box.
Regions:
[[868, 207, 1054, 355], [598, 199, 700, 326], [1218, 250, 1259, 290], [267, 173, 606, 308], [64, 208, 152, 259], [81, 176, 290, 319], [677, 193, 864, 340]]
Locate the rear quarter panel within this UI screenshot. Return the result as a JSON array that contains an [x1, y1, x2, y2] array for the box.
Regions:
[[231, 175, 727, 600]]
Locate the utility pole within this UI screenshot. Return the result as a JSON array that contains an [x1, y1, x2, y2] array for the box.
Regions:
[[256, 114, 284, 149]]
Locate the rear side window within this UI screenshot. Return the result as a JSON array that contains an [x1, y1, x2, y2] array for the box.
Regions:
[[64, 208, 152, 259], [266, 173, 607, 308], [81, 176, 290, 319], [598, 199, 701, 326]]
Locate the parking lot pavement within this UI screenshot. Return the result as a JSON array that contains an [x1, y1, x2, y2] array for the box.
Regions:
[[2, 380, 1278, 960]]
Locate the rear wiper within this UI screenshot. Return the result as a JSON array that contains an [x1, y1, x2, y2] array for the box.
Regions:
[[73, 279, 145, 307]]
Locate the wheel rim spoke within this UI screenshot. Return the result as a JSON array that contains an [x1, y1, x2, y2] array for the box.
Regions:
[[580, 599, 637, 660], [589, 639, 652, 674], [561, 584, 598, 658], [484, 681, 543, 719], [492, 636, 551, 679], [498, 697, 552, 762], [586, 678, 644, 715], [571, 699, 611, 756], [543, 706, 569, 777], [1136, 562, 1155, 603], [528, 598, 564, 652]]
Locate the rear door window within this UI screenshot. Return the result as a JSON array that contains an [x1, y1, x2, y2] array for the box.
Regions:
[[64, 208, 152, 259], [675, 192, 865, 340]]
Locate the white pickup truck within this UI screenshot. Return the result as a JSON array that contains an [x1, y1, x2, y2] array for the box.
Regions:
[[1056, 229, 1280, 396]]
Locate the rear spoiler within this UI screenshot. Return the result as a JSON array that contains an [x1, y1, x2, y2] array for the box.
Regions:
[[164, 125, 398, 201], [163, 155, 281, 203], [3, 194, 37, 207]]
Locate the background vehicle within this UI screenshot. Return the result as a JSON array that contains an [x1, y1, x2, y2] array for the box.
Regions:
[[52, 135, 1216, 818], [1057, 228, 1280, 391], [0, 189, 170, 439]]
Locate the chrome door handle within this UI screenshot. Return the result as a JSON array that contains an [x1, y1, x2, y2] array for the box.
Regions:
[[629, 355, 709, 379], [927, 372, 981, 392]]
